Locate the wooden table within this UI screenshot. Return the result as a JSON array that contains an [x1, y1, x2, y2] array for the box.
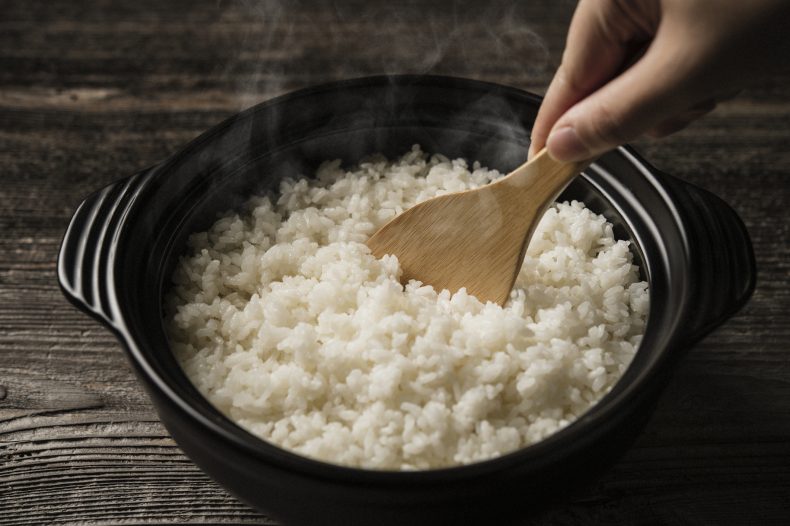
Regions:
[[2, 1, 789, 524]]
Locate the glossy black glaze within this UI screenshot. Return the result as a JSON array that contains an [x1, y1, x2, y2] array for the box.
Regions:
[[58, 76, 756, 526]]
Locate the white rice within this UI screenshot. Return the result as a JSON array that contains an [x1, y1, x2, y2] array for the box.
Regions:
[[166, 146, 649, 470]]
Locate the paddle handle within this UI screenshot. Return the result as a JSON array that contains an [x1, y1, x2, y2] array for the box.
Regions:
[[499, 148, 591, 208]]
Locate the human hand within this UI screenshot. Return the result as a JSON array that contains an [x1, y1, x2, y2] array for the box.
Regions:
[[529, 0, 790, 162]]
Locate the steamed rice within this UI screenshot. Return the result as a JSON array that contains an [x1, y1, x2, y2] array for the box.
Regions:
[[166, 146, 648, 470]]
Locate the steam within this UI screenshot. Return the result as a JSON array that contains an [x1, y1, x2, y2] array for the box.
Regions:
[[218, 0, 551, 109]]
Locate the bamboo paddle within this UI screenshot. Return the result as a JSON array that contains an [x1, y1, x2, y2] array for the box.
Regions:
[[366, 149, 591, 305]]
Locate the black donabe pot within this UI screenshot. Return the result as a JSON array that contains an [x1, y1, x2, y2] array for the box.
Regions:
[[58, 76, 755, 526]]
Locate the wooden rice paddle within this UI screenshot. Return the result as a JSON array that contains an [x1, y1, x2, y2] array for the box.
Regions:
[[366, 149, 592, 305]]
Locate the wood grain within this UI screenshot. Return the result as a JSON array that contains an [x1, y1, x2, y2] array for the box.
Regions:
[[1, 0, 789, 525]]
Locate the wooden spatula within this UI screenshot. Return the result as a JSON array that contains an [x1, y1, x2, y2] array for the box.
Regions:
[[366, 149, 591, 305]]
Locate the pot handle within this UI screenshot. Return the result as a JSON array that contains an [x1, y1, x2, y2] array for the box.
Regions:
[[661, 173, 757, 343], [58, 167, 156, 328]]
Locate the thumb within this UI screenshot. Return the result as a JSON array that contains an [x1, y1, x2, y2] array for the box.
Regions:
[[546, 38, 695, 162]]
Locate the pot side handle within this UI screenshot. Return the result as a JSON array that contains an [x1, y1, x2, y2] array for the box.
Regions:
[[662, 173, 757, 343], [58, 167, 156, 328]]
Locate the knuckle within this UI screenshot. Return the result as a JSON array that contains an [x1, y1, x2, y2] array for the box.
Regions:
[[555, 63, 587, 98]]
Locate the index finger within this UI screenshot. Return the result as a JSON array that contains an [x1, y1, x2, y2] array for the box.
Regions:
[[529, 0, 657, 158]]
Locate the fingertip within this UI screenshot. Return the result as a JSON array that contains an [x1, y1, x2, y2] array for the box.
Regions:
[[546, 126, 591, 163], [527, 142, 539, 160]]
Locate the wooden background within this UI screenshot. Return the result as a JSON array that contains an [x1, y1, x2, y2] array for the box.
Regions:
[[1, 0, 789, 524]]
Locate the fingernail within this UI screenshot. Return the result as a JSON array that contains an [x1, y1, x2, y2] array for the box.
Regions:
[[547, 126, 590, 162]]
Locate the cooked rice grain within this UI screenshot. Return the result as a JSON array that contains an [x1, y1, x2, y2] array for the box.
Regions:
[[166, 146, 648, 470]]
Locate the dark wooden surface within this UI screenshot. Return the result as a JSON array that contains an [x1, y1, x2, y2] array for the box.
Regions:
[[1, 1, 789, 524]]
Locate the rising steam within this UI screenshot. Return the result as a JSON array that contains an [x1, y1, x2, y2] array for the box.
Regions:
[[216, 0, 551, 109]]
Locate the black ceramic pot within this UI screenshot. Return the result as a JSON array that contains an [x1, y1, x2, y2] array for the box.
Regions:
[[58, 75, 756, 526]]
